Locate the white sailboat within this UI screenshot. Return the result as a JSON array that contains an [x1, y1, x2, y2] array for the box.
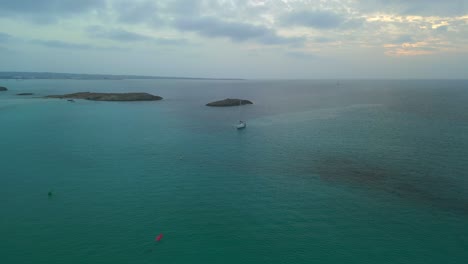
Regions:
[[236, 120, 246, 129], [236, 99, 246, 129]]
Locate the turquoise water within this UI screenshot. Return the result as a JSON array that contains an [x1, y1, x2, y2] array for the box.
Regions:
[[1, 79, 467, 263]]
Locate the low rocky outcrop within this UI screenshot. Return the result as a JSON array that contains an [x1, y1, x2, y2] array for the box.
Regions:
[[206, 98, 253, 107], [17, 93, 34, 96], [46, 92, 163, 101], [0, 86, 7, 91]]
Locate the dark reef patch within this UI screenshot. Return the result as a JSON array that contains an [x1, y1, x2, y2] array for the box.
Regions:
[[315, 157, 468, 215]]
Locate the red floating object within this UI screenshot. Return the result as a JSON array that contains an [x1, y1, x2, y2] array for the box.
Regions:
[[155, 234, 163, 242]]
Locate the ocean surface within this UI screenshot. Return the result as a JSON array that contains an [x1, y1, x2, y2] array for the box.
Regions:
[[1, 79, 467, 264]]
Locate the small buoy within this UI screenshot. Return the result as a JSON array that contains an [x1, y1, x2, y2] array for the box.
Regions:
[[155, 234, 163, 242], [48, 191, 53, 196]]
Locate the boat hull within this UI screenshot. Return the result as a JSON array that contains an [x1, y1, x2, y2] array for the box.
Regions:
[[236, 123, 246, 129]]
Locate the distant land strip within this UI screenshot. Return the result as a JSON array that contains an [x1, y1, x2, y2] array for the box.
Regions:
[[0, 72, 244, 81]]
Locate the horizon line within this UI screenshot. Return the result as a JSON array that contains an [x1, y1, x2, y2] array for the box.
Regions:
[[0, 71, 467, 81]]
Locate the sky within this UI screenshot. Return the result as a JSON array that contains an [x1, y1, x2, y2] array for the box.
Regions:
[[0, 0, 467, 79]]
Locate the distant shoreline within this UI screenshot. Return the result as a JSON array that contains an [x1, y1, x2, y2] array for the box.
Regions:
[[0, 72, 245, 81]]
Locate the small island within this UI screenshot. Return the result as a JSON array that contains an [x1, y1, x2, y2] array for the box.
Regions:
[[0, 86, 7, 91], [17, 93, 34, 96], [206, 98, 253, 107], [45, 92, 163, 101]]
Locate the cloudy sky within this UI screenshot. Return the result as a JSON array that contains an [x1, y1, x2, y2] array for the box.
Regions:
[[0, 0, 467, 79]]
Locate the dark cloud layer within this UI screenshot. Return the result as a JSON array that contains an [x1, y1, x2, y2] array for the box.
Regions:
[[314, 37, 334, 43], [0, 0, 105, 14], [153, 38, 188, 46], [86, 26, 188, 45], [282, 10, 345, 29], [392, 35, 414, 44], [358, 0, 468, 16], [30, 39, 94, 49], [87, 26, 152, 42], [112, 0, 159, 24], [286, 51, 318, 60], [174, 16, 303, 45], [175, 17, 268, 41], [0, 32, 12, 42], [0, 0, 105, 23], [281, 10, 365, 30]]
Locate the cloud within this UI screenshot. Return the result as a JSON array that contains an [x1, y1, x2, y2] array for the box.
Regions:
[[29, 38, 129, 51], [258, 33, 305, 45], [358, 0, 468, 16], [153, 38, 188, 46], [175, 17, 266, 40], [436, 26, 449, 32], [392, 35, 415, 44], [86, 25, 189, 45], [166, 0, 201, 16], [0, 0, 104, 13], [383, 38, 454, 56], [286, 51, 319, 60], [174, 16, 303, 45], [314, 37, 335, 43], [30, 39, 94, 49], [111, 0, 160, 25], [282, 10, 345, 29], [87, 26, 153, 42], [0, 32, 12, 42], [0, 0, 106, 23]]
